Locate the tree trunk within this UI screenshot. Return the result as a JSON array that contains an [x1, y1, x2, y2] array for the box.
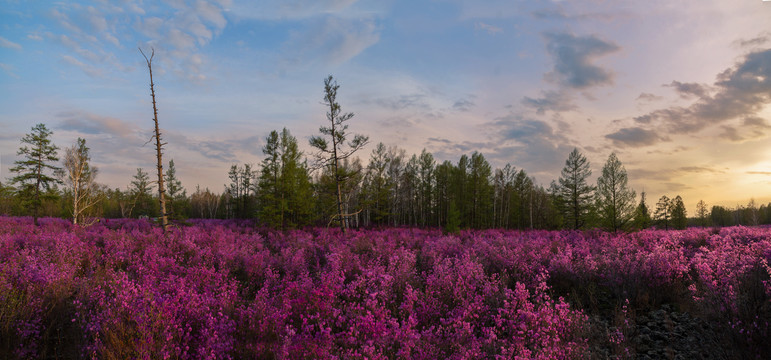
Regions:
[[140, 48, 168, 232]]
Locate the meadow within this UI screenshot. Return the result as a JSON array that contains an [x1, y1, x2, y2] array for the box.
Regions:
[[1, 217, 769, 359]]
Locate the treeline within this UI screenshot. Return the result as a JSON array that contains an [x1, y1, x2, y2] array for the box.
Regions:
[[3, 75, 766, 231], [5, 122, 764, 231]]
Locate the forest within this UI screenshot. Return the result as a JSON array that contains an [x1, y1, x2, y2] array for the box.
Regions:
[[1, 122, 769, 231]]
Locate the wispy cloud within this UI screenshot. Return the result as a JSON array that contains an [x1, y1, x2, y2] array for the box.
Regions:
[[532, 8, 616, 22], [542, 31, 620, 90], [0, 36, 22, 50], [452, 97, 476, 112], [60, 55, 104, 78], [282, 16, 380, 68], [230, 0, 360, 20], [636, 92, 663, 102], [475, 22, 502, 35], [521, 90, 576, 115], [41, 1, 229, 82], [0, 63, 20, 78]]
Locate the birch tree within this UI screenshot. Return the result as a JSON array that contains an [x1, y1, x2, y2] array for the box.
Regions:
[[59, 137, 102, 225]]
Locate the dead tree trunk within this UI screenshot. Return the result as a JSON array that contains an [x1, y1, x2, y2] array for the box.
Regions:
[[139, 47, 168, 232]]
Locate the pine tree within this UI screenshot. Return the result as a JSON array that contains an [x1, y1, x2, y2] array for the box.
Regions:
[[556, 148, 595, 229], [670, 195, 688, 229], [696, 200, 708, 227], [595, 153, 636, 232], [279, 128, 314, 227], [164, 159, 186, 219], [130, 168, 155, 218], [363, 142, 393, 226], [309, 75, 369, 232], [468, 152, 492, 229], [10, 123, 61, 226], [258, 128, 313, 228], [633, 191, 652, 229], [654, 195, 671, 230]]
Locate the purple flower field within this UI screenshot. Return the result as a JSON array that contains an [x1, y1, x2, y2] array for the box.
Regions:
[[1, 217, 769, 359]]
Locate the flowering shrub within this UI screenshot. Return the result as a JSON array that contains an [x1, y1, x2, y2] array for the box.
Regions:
[[1, 216, 769, 358]]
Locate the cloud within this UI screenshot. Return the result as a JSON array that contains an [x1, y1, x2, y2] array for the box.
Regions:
[[605, 127, 667, 147], [543, 31, 620, 89], [371, 94, 430, 111], [744, 116, 771, 128], [666, 80, 710, 99], [60, 55, 104, 78], [56, 110, 140, 139], [747, 171, 771, 175], [0, 36, 22, 50], [282, 16, 379, 67], [718, 120, 768, 143], [41, 1, 229, 82], [521, 90, 576, 114], [633, 48, 771, 136], [230, 0, 359, 20], [734, 33, 770, 48], [0, 63, 19, 78], [677, 166, 724, 174], [475, 22, 502, 35], [483, 115, 574, 174], [452, 98, 475, 112], [661, 182, 692, 193], [532, 8, 616, 22], [636, 92, 663, 102]]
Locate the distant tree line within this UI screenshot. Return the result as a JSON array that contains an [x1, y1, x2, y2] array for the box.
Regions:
[[2, 77, 767, 231]]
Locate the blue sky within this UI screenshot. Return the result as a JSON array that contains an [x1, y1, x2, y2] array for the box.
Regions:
[[1, 0, 770, 212]]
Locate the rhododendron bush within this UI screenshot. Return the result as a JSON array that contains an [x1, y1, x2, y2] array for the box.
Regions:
[[1, 217, 769, 358]]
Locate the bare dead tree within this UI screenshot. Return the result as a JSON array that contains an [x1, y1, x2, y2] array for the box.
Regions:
[[139, 47, 169, 231]]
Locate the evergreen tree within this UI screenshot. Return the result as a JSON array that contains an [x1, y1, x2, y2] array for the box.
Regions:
[[227, 164, 255, 218], [417, 149, 435, 227], [633, 191, 652, 229], [654, 195, 671, 230], [258, 128, 313, 228], [9, 123, 61, 226], [468, 152, 493, 229], [281, 129, 314, 227], [309, 75, 369, 232], [452, 154, 470, 228], [696, 200, 709, 227], [130, 168, 155, 218], [363, 143, 393, 226], [595, 153, 636, 232], [556, 148, 595, 229], [164, 159, 187, 219], [444, 200, 461, 234], [434, 160, 455, 229], [670, 195, 687, 229]]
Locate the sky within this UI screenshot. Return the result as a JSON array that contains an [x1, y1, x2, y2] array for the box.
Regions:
[[1, 0, 770, 213]]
